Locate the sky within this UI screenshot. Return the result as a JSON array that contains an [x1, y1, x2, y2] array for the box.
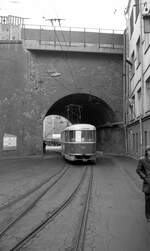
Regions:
[[0, 0, 129, 30]]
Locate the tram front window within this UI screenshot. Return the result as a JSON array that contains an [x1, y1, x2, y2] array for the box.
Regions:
[[68, 130, 96, 142], [81, 131, 96, 142]]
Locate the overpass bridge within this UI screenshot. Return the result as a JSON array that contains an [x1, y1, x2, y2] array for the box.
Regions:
[[21, 24, 123, 54], [0, 18, 125, 157]]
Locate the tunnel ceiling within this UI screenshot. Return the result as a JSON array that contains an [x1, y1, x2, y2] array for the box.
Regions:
[[46, 93, 116, 127]]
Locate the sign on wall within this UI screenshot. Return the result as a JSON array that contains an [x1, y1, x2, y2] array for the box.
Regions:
[[3, 133, 17, 150]]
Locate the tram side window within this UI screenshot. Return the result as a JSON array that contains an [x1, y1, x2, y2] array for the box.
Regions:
[[61, 132, 64, 141], [92, 131, 96, 141], [69, 131, 76, 142], [65, 131, 69, 142]]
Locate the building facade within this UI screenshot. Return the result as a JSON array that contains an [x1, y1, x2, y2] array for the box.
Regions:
[[125, 0, 150, 158]]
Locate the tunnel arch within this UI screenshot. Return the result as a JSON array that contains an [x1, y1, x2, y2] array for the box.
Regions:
[[45, 93, 116, 128]]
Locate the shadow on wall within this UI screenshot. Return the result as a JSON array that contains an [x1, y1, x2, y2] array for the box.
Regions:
[[97, 126, 125, 155]]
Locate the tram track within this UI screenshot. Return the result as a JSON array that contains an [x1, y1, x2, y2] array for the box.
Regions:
[[5, 166, 94, 251], [73, 166, 93, 251], [0, 165, 93, 251], [8, 165, 88, 251], [0, 164, 69, 239]]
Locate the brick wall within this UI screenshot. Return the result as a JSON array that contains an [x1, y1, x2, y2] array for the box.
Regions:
[[0, 43, 124, 157]]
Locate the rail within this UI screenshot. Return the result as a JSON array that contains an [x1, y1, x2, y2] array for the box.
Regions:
[[10, 166, 88, 251], [0, 166, 69, 238]]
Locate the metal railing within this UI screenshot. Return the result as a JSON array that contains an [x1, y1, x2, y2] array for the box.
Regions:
[[21, 24, 124, 49]]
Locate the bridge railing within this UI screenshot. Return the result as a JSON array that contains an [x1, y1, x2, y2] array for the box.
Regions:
[[21, 24, 124, 49]]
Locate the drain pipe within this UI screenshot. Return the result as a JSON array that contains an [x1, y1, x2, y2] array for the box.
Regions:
[[139, 0, 144, 157], [123, 29, 128, 154]]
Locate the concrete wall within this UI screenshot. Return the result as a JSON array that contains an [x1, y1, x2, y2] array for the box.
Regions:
[[0, 42, 28, 156], [0, 42, 124, 157]]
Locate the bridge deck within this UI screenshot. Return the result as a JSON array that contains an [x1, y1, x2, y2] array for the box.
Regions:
[[21, 25, 124, 54]]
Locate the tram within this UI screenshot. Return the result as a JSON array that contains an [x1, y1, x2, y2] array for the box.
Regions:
[[61, 124, 96, 163]]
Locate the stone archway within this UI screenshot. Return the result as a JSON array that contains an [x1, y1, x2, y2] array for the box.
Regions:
[[46, 93, 116, 127], [44, 93, 125, 154]]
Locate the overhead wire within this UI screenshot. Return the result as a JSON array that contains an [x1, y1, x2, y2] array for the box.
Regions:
[[57, 19, 83, 90], [40, 17, 83, 122], [47, 19, 79, 90], [41, 18, 74, 92], [52, 6, 97, 95], [48, 6, 84, 121], [55, 20, 84, 122], [50, 6, 81, 86], [46, 4, 83, 90]]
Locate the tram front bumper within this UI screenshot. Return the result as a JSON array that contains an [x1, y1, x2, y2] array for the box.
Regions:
[[65, 154, 96, 162]]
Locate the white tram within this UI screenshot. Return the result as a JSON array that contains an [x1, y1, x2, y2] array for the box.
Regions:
[[61, 124, 96, 163]]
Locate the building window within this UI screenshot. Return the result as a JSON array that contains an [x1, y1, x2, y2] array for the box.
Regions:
[[135, 0, 139, 20], [129, 130, 133, 152], [144, 131, 148, 148], [130, 9, 134, 38], [146, 76, 150, 111], [136, 132, 138, 152], [130, 51, 135, 77], [133, 133, 135, 151], [137, 87, 142, 115], [129, 95, 135, 120], [136, 36, 141, 66], [144, 33, 150, 52]]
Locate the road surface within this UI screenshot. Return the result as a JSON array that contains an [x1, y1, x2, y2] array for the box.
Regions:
[[0, 153, 149, 250]]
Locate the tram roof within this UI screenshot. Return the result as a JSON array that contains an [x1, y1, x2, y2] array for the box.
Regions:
[[62, 124, 96, 131]]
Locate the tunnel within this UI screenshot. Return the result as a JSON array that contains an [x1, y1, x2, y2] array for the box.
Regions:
[[44, 93, 125, 155], [45, 93, 116, 127]]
